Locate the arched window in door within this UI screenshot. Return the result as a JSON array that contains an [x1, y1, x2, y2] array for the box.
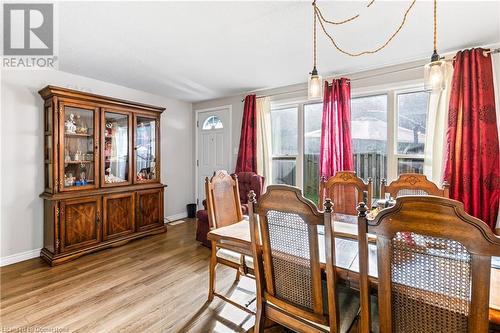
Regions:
[[202, 116, 223, 130]]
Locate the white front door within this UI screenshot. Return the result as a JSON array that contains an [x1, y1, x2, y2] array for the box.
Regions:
[[197, 107, 231, 208]]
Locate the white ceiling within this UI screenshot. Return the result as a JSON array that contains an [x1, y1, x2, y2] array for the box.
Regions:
[[58, 1, 500, 102]]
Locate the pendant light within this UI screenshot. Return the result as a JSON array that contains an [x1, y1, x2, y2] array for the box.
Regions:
[[424, 0, 446, 91], [308, 1, 323, 100]]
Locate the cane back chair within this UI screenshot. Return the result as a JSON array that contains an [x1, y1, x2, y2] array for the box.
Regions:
[[381, 173, 449, 198], [319, 171, 372, 217], [206, 170, 253, 312], [248, 185, 359, 333], [356, 196, 500, 333]]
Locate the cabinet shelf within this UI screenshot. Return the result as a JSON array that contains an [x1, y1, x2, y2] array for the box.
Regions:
[[65, 160, 94, 164], [65, 180, 95, 185], [65, 133, 93, 137]]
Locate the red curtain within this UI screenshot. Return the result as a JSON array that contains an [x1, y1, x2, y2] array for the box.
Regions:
[[235, 94, 257, 173], [444, 48, 499, 231], [319, 78, 354, 179]]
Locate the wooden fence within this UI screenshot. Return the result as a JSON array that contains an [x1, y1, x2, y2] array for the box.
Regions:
[[304, 152, 387, 202]]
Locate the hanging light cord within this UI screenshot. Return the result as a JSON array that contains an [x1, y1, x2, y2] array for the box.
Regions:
[[312, 0, 375, 69], [315, 0, 376, 25], [315, 5, 359, 25], [433, 0, 437, 52], [313, 0, 416, 57], [313, 0, 317, 69]]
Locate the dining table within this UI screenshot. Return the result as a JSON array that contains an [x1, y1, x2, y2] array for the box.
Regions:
[[207, 215, 500, 325]]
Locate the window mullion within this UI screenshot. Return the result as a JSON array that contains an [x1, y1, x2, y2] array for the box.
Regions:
[[297, 103, 304, 189], [387, 91, 397, 182]]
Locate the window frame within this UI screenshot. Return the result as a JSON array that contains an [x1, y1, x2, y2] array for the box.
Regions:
[[201, 115, 224, 130], [393, 87, 430, 175], [270, 103, 302, 188]]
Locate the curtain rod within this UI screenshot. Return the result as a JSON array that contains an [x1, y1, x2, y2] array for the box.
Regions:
[[484, 48, 500, 55], [240, 64, 423, 102], [241, 47, 500, 102]]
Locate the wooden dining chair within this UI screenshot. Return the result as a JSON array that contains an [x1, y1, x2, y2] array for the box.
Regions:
[[319, 171, 372, 216], [356, 196, 500, 333], [248, 185, 360, 333], [380, 173, 449, 198], [205, 170, 253, 312]]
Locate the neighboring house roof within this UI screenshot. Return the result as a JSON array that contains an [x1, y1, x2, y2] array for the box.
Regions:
[[304, 118, 425, 143]]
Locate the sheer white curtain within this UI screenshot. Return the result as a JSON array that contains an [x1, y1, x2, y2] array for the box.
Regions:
[[492, 52, 500, 232], [256, 97, 271, 183], [423, 61, 453, 184]]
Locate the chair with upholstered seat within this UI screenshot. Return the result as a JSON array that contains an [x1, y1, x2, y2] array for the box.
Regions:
[[196, 171, 264, 248], [248, 185, 360, 333], [319, 171, 372, 217], [381, 173, 449, 198], [356, 196, 500, 333], [236, 171, 265, 214]]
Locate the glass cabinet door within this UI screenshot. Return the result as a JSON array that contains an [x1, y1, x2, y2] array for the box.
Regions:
[[60, 103, 98, 190], [103, 111, 131, 186], [135, 116, 159, 182]]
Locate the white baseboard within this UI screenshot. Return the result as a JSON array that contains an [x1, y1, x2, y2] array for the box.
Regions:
[[165, 212, 188, 223], [0, 248, 41, 267]]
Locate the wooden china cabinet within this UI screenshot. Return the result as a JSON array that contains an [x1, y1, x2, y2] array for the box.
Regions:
[[39, 86, 167, 266]]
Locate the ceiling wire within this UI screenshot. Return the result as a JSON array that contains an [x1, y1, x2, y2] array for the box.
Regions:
[[313, 0, 417, 57]]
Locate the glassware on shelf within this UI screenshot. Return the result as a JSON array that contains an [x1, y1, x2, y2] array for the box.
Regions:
[[104, 112, 129, 184], [136, 117, 157, 181], [64, 149, 71, 162], [63, 106, 95, 189]]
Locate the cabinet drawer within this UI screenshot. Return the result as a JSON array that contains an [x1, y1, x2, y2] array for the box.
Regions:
[[136, 189, 164, 232], [103, 193, 135, 240]]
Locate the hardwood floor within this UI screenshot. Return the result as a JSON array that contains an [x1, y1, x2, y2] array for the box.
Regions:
[[0, 219, 266, 333]]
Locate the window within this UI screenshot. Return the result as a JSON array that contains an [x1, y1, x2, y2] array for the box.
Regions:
[[271, 106, 298, 186], [269, 85, 430, 201], [202, 115, 223, 130], [396, 91, 430, 174], [351, 95, 388, 196]]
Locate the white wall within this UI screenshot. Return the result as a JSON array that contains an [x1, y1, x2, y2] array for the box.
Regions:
[[0, 70, 194, 264]]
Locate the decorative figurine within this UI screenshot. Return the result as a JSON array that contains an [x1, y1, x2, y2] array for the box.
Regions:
[[76, 120, 88, 134], [65, 114, 77, 134], [80, 171, 87, 185], [64, 173, 75, 187], [105, 167, 125, 183], [104, 141, 112, 157], [73, 150, 82, 161], [105, 122, 113, 137]]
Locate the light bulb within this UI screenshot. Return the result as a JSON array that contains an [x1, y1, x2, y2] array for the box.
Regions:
[[424, 60, 446, 92], [308, 69, 323, 100], [430, 65, 443, 86]]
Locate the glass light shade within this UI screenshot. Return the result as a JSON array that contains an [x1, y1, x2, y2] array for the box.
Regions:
[[308, 73, 323, 100], [424, 60, 446, 92]]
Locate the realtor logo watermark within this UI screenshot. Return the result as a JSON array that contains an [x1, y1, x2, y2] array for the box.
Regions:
[[2, 3, 58, 69]]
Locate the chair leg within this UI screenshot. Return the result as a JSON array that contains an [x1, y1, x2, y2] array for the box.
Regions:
[[208, 241, 217, 302], [254, 305, 265, 333], [235, 269, 241, 283]]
